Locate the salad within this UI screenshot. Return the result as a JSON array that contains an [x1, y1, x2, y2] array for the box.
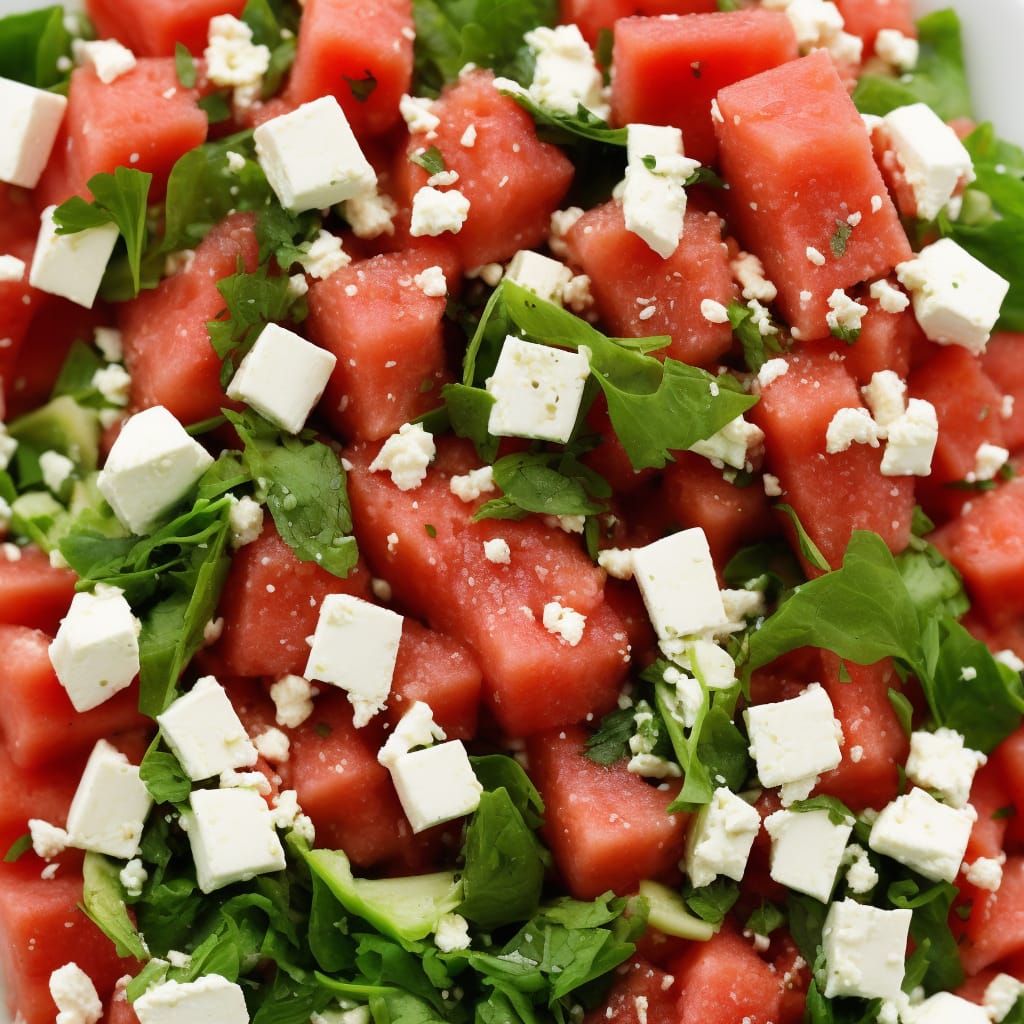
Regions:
[[1, 0, 1024, 1022]]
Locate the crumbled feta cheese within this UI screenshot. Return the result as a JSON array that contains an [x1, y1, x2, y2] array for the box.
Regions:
[[269, 674, 316, 728], [731, 251, 778, 303], [435, 913, 472, 952], [969, 442, 1010, 483], [763, 473, 783, 497], [861, 369, 907, 435], [39, 449, 75, 494], [826, 288, 869, 335], [597, 547, 634, 580], [119, 858, 148, 898], [542, 601, 586, 647], [549, 206, 584, 259], [399, 94, 440, 134], [378, 701, 446, 768], [684, 787, 761, 888], [204, 14, 270, 88], [254, 727, 290, 764], [91, 363, 131, 407], [689, 414, 764, 470], [29, 819, 69, 860], [369, 421, 436, 491], [523, 24, 608, 119], [483, 537, 511, 564], [757, 358, 790, 390], [413, 264, 447, 297], [874, 28, 919, 72], [842, 844, 879, 894], [50, 962, 102, 1024], [410, 185, 470, 237], [449, 465, 495, 502], [964, 855, 1005, 893], [905, 727, 986, 808], [295, 229, 351, 280], [0, 254, 26, 281], [228, 496, 264, 549], [984, 974, 1024, 1023], [806, 245, 826, 266], [506, 249, 573, 306], [880, 398, 939, 476], [700, 298, 730, 324], [825, 406, 882, 453], [72, 38, 137, 84], [344, 185, 397, 239]]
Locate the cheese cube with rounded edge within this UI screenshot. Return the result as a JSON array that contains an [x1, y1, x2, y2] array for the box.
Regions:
[[744, 683, 843, 795], [226, 323, 337, 434], [66, 740, 152, 860], [881, 103, 974, 222], [905, 727, 986, 809], [911, 991, 990, 1024], [0, 78, 67, 188], [48, 586, 141, 712], [868, 786, 975, 883], [896, 238, 1009, 354], [822, 899, 911, 1000], [880, 397, 939, 477], [388, 740, 483, 833], [684, 786, 760, 888], [485, 336, 591, 444], [765, 807, 853, 902], [133, 973, 250, 1024], [505, 249, 573, 306], [157, 676, 259, 781], [185, 787, 286, 893], [631, 527, 728, 642], [29, 205, 119, 309], [304, 594, 403, 728], [97, 406, 214, 535], [254, 96, 376, 213]]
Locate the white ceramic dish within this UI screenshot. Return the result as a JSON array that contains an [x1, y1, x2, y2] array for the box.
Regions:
[[0, 1, 1022, 1021]]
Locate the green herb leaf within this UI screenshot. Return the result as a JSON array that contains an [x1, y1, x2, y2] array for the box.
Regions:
[[584, 706, 636, 766], [344, 71, 378, 102], [830, 220, 853, 259], [682, 878, 739, 925], [776, 503, 831, 572], [888, 687, 915, 736], [81, 852, 150, 961], [174, 42, 197, 87], [410, 145, 446, 176], [500, 92, 628, 147], [225, 409, 359, 579], [475, 449, 609, 521], [0, 5, 72, 90], [139, 740, 192, 805], [888, 877, 963, 994], [787, 795, 855, 827], [746, 901, 786, 937], [3, 834, 31, 863]]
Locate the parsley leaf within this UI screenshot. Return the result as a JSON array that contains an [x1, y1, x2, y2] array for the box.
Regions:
[[53, 168, 153, 296], [410, 145, 447, 176], [585, 706, 636, 766], [830, 220, 853, 259], [225, 409, 359, 580], [682, 878, 740, 925]]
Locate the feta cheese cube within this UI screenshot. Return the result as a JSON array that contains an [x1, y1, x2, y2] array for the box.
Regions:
[[622, 123, 699, 259], [388, 740, 483, 833], [409, 185, 470, 237], [631, 527, 728, 642], [485, 336, 590, 444], [157, 676, 258, 781], [49, 963, 102, 1024], [905, 727, 986, 808], [134, 973, 250, 1024], [185, 787, 286, 893], [72, 39, 137, 84], [368, 421, 436, 491], [0, 78, 67, 188], [684, 787, 761, 888], [821, 899, 912, 1000], [97, 405, 214, 534], [505, 249, 573, 306], [896, 239, 1009, 354], [226, 323, 337, 434], [523, 24, 609, 120], [66, 740, 152, 859], [254, 96, 376, 213], [29, 205, 119, 309], [49, 587, 141, 712], [744, 683, 843, 797], [882, 103, 974, 222], [880, 397, 939, 477], [304, 594, 403, 727], [869, 787, 976, 882], [911, 992, 990, 1024], [765, 808, 853, 902], [984, 974, 1024, 1023]]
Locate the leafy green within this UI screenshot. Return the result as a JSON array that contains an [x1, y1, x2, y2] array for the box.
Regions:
[[682, 878, 739, 926], [728, 300, 784, 374], [225, 409, 359, 579], [787, 795, 855, 828], [242, 0, 299, 99], [853, 10, 972, 122], [411, 0, 558, 95], [174, 42, 197, 87], [500, 92, 628, 147], [469, 755, 545, 830], [888, 877, 963, 994], [746, 901, 786, 938], [584, 705, 636, 766], [776, 503, 830, 572], [81, 852, 150, 961], [1004, 997, 1024, 1024], [895, 540, 969, 620], [0, 5, 73, 90], [830, 221, 853, 259], [411, 145, 447, 176], [139, 740, 192, 805], [53, 168, 153, 295]]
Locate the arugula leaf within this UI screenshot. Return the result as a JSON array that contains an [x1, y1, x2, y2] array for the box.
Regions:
[[81, 852, 150, 961], [895, 540, 969, 620], [787, 795, 855, 828], [475, 449, 610, 521], [776, 503, 831, 572], [1005, 997, 1024, 1024], [53, 168, 153, 296], [225, 409, 359, 579], [0, 5, 72, 90], [728, 300, 783, 374], [852, 10, 972, 122]]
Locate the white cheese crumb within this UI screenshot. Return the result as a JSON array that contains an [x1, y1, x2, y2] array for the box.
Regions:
[[825, 407, 882, 453], [542, 601, 586, 646], [700, 298, 730, 324], [269, 674, 316, 728], [806, 246, 826, 266], [369, 422, 436, 491], [413, 264, 447, 297], [449, 465, 495, 502], [483, 538, 511, 564]]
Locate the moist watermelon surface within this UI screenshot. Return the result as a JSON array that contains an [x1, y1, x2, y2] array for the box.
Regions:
[[1, 2, 1024, 1023]]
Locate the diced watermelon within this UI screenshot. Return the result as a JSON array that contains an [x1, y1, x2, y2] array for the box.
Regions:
[[610, 11, 799, 167], [662, 452, 777, 570], [213, 518, 373, 680], [750, 347, 915, 570], [670, 925, 784, 1024], [961, 856, 1024, 975], [0, 744, 76, 853], [981, 333, 1024, 452], [930, 478, 1024, 630], [562, 0, 718, 47], [992, 726, 1024, 825], [964, 759, 1011, 864], [565, 200, 737, 368], [0, 236, 46, 413], [0, 625, 149, 773], [581, 956, 678, 1024], [388, 620, 482, 741], [394, 69, 575, 269], [0, 859, 140, 1024], [813, 653, 909, 812], [0, 546, 77, 635], [280, 0, 413, 140], [287, 689, 447, 871], [714, 50, 913, 341], [305, 248, 453, 442], [120, 211, 257, 426], [830, 290, 916, 386], [84, 0, 246, 56], [104, 980, 140, 1024], [38, 60, 208, 207], [834, 0, 916, 56], [345, 437, 632, 737], [525, 726, 686, 899], [909, 345, 1008, 523]]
